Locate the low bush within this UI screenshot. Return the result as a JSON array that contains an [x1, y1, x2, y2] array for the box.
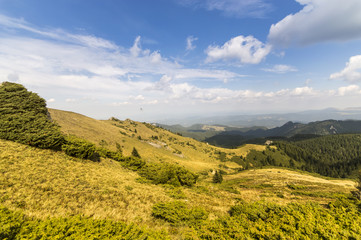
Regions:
[[0, 205, 169, 239], [96, 147, 123, 161], [121, 156, 146, 170], [139, 163, 198, 187], [61, 136, 99, 161], [152, 201, 208, 226]]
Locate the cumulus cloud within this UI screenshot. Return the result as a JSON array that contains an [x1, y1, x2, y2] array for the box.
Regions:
[[268, 0, 361, 47], [330, 55, 361, 82], [186, 36, 198, 51], [262, 64, 298, 74], [337, 85, 361, 96], [291, 86, 314, 96], [206, 35, 271, 64], [179, 0, 272, 18]]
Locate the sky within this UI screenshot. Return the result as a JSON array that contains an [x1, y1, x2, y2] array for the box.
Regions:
[[1, 0, 361, 122]]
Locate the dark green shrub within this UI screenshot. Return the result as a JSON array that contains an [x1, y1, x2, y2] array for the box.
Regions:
[[0, 206, 26, 240], [0, 205, 169, 239], [121, 156, 146, 170], [139, 163, 198, 187], [0, 82, 64, 149], [152, 201, 208, 225], [62, 136, 99, 161], [96, 147, 123, 161]]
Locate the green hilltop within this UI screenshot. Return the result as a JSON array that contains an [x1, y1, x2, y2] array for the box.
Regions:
[[1, 82, 361, 239]]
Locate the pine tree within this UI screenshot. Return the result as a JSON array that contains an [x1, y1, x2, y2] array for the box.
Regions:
[[213, 170, 223, 184], [131, 147, 141, 158]]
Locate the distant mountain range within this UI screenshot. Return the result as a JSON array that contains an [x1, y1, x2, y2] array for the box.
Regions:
[[156, 108, 361, 128], [159, 119, 361, 148]]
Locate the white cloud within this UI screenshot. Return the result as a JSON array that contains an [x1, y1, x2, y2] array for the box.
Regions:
[[0, 14, 118, 50], [130, 36, 141, 57], [206, 35, 271, 64], [148, 75, 172, 91], [330, 55, 361, 82], [262, 64, 298, 74], [268, 0, 361, 47], [0, 14, 240, 91], [337, 85, 361, 96], [186, 36, 198, 51], [0, 13, 358, 119], [47, 98, 55, 103], [134, 95, 145, 100], [179, 0, 272, 18], [291, 86, 314, 96]]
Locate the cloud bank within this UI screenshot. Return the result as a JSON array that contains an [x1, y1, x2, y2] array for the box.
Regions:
[[268, 0, 361, 47]]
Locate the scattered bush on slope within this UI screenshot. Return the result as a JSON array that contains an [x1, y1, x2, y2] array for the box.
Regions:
[[0, 82, 64, 149]]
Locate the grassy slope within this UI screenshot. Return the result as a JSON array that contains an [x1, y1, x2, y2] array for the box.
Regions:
[[48, 108, 265, 172], [0, 139, 170, 226], [0, 108, 357, 237], [0, 138, 356, 237]]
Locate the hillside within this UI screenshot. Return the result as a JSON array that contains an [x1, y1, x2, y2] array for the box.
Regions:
[[157, 123, 265, 141], [48, 108, 267, 173], [1, 139, 359, 238]]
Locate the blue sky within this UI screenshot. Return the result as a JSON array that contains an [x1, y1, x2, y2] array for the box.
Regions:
[[1, 0, 361, 121]]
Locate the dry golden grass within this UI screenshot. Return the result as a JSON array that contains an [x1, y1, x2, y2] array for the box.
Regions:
[[47, 109, 357, 206], [0, 139, 241, 226], [0, 139, 171, 227], [49, 108, 260, 173], [222, 168, 356, 204], [0, 137, 357, 234]]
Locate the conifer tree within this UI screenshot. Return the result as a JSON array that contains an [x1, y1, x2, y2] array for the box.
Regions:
[[131, 147, 141, 158], [213, 170, 223, 184]]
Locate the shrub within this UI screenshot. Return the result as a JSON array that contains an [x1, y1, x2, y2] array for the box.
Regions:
[[61, 136, 99, 161], [0, 205, 169, 239], [139, 163, 198, 187], [0, 82, 64, 149], [96, 147, 123, 161], [121, 157, 146, 170], [152, 201, 208, 225], [0, 206, 26, 240]]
